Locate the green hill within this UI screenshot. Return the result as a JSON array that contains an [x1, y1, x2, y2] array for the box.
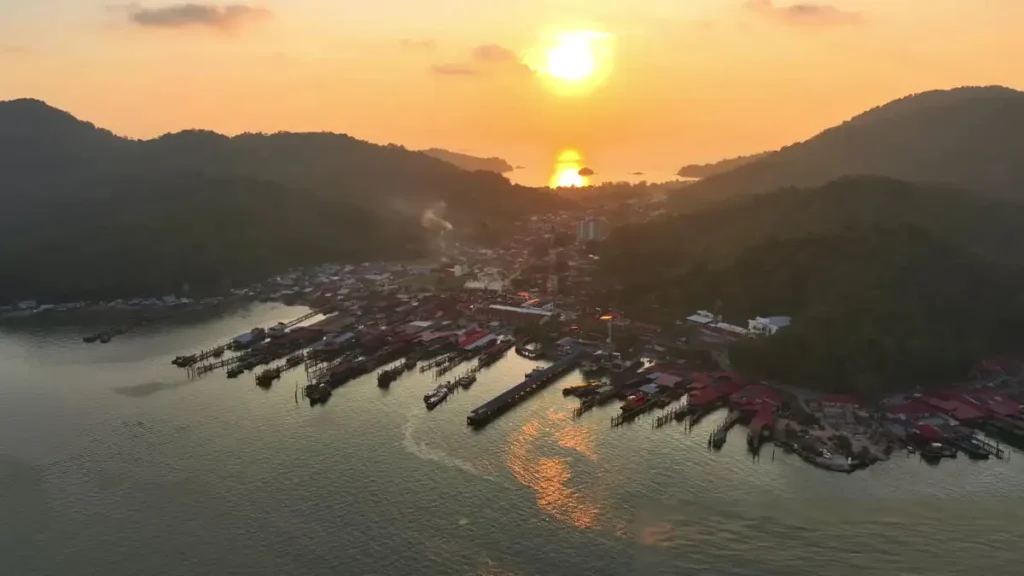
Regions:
[[0, 99, 569, 301], [671, 86, 1024, 209], [600, 177, 1024, 394]]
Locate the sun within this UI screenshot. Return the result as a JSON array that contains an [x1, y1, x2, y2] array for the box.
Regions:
[[524, 30, 613, 94], [546, 32, 601, 81]]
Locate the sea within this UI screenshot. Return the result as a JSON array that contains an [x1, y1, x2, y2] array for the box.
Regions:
[[2, 303, 1022, 576]]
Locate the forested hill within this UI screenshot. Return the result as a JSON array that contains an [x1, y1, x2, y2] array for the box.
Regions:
[[0, 175, 425, 302], [0, 99, 568, 234], [420, 148, 514, 174], [0, 99, 576, 302], [670, 86, 1024, 209], [600, 177, 1024, 394], [676, 152, 770, 179], [605, 176, 1024, 271]]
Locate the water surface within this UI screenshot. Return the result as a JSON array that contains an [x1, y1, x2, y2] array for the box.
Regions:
[[2, 304, 1022, 575]]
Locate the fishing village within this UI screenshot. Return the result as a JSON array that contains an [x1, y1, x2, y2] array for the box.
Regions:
[[47, 207, 1024, 475]]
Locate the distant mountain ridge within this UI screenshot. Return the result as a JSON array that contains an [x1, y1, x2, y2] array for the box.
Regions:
[[0, 99, 569, 301], [671, 86, 1024, 208], [420, 148, 514, 174], [676, 152, 771, 179]]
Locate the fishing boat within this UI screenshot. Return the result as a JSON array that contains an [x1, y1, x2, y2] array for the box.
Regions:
[[424, 385, 451, 409], [424, 383, 450, 402], [256, 368, 280, 387], [621, 393, 649, 412], [425, 389, 449, 409], [305, 383, 332, 405], [377, 367, 401, 388]]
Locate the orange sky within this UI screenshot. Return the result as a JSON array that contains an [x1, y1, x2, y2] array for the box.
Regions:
[[2, 1, 1023, 185]]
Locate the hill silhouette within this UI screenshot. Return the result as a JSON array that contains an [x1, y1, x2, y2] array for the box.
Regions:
[[601, 176, 1024, 393], [0, 99, 564, 227], [610, 176, 1024, 268], [671, 86, 1024, 208], [420, 148, 514, 174], [676, 152, 770, 179], [0, 99, 567, 301]]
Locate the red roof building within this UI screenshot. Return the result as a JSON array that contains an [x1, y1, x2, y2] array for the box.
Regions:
[[922, 396, 987, 422], [748, 405, 776, 436], [821, 394, 862, 407]]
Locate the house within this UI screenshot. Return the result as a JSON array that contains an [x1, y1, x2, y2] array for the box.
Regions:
[[747, 316, 792, 336]]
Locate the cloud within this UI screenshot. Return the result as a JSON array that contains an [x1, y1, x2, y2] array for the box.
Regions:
[[472, 44, 518, 63], [127, 3, 270, 30], [431, 43, 527, 79], [400, 39, 437, 52], [746, 1, 860, 26], [0, 44, 26, 55], [431, 63, 479, 76]]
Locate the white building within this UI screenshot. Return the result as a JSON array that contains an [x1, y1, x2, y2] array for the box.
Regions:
[[576, 217, 610, 243], [747, 316, 792, 337], [463, 273, 506, 292]]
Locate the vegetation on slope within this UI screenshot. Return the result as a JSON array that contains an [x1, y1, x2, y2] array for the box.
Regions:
[[676, 152, 771, 179], [600, 177, 1024, 394], [0, 176, 424, 302], [671, 86, 1024, 208], [420, 148, 514, 174], [0, 99, 570, 300]]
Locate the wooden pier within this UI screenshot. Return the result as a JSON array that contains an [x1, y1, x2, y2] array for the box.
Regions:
[[189, 354, 244, 377], [176, 308, 326, 371], [573, 398, 597, 420], [611, 399, 661, 428], [467, 352, 582, 427], [707, 410, 743, 449], [652, 404, 690, 429]]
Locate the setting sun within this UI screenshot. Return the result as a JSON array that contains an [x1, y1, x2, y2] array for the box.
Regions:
[[546, 32, 602, 81], [524, 30, 614, 95]]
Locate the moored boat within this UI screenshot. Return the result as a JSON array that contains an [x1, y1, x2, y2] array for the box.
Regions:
[[425, 388, 450, 410], [458, 373, 477, 389]]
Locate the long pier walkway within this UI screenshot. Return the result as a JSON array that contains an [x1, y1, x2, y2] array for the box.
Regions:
[[467, 352, 583, 427]]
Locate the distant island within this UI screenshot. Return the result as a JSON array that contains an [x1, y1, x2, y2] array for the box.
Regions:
[[420, 148, 514, 174]]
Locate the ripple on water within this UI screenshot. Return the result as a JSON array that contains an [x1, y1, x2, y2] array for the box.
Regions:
[[3, 308, 1024, 576]]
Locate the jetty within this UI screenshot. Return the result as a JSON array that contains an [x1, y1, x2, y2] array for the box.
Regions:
[[653, 404, 690, 429], [174, 308, 325, 370], [467, 352, 582, 427], [190, 353, 244, 377], [707, 410, 743, 449]]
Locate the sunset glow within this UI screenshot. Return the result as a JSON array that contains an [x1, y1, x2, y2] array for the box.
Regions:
[[3, 1, 1024, 187]]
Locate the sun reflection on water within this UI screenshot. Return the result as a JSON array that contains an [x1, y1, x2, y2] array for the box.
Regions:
[[549, 149, 590, 188], [504, 408, 602, 529]]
